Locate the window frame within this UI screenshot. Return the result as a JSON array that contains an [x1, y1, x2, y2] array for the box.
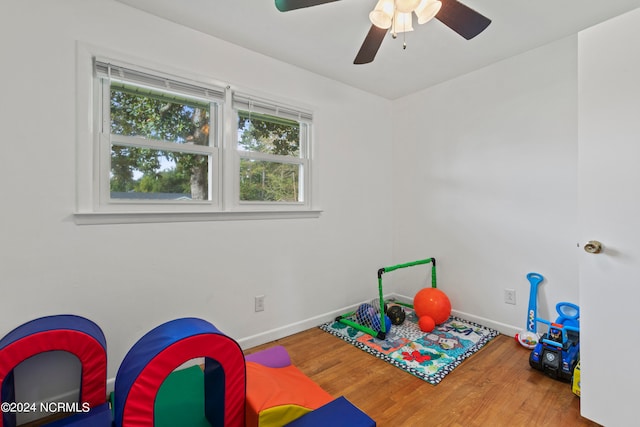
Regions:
[[96, 64, 222, 211], [231, 93, 312, 210], [74, 45, 320, 224]]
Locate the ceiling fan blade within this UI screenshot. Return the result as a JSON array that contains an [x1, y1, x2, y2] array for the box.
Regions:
[[354, 25, 388, 65], [436, 0, 491, 40], [275, 0, 341, 12]]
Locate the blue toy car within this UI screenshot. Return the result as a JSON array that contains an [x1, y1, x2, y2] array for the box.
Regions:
[[529, 318, 580, 381]]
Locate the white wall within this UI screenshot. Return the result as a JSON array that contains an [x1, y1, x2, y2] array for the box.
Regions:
[[0, 0, 393, 407], [391, 37, 580, 334]]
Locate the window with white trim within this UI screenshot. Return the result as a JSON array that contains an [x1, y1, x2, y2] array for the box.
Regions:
[[233, 94, 311, 206], [84, 56, 315, 222], [95, 59, 223, 210]]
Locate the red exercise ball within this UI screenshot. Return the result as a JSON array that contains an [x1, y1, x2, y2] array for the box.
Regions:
[[418, 315, 436, 332], [414, 287, 451, 325]]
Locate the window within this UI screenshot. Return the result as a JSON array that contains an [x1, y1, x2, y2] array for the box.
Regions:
[[95, 60, 222, 209], [233, 94, 311, 206], [77, 55, 317, 224]]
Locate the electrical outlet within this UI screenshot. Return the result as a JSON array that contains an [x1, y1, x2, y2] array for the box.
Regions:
[[504, 289, 516, 305], [255, 295, 265, 312]]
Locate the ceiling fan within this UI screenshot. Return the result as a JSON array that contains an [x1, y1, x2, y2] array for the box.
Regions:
[[275, 0, 491, 64]]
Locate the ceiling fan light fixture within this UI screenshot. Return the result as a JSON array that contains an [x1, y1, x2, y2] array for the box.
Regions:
[[415, 0, 442, 25], [395, 0, 422, 13], [369, 0, 394, 29], [392, 11, 414, 34], [276, 0, 491, 64]]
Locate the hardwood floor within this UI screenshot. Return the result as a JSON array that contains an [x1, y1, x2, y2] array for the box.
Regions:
[[19, 328, 599, 427], [245, 328, 600, 427]]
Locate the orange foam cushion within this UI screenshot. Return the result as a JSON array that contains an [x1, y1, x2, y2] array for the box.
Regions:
[[245, 362, 333, 427]]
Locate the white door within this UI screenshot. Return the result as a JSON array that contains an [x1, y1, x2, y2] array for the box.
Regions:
[[578, 8, 640, 426]]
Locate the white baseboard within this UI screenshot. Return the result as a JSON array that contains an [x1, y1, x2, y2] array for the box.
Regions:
[[449, 309, 520, 337], [236, 302, 363, 349], [236, 292, 521, 350]]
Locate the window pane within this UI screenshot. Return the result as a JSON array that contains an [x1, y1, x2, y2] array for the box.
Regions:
[[237, 111, 300, 157], [111, 82, 211, 146], [110, 145, 209, 201], [240, 159, 301, 202]]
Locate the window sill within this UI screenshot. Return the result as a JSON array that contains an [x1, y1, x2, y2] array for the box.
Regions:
[[73, 209, 322, 225]]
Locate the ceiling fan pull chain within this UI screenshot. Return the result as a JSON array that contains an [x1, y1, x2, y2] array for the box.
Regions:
[[392, 0, 398, 38]]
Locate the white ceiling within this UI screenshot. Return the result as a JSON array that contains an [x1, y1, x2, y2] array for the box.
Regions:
[[113, 0, 640, 99]]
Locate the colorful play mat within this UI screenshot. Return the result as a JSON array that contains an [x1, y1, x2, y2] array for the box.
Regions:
[[320, 308, 499, 385]]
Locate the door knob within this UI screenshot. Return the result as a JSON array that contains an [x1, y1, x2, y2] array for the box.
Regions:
[[584, 240, 603, 254]]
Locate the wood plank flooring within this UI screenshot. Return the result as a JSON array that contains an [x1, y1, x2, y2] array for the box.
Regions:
[[245, 328, 600, 427], [20, 328, 599, 427]]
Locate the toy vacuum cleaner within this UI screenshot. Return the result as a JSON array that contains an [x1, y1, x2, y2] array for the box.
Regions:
[[516, 273, 544, 349]]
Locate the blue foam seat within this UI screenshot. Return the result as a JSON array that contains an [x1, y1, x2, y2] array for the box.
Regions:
[[284, 396, 375, 427], [43, 402, 112, 427]]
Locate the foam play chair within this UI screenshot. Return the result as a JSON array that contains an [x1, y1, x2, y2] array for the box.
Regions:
[[0, 315, 108, 427], [245, 346, 375, 426], [113, 317, 245, 427], [42, 403, 112, 427], [284, 396, 375, 427]]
